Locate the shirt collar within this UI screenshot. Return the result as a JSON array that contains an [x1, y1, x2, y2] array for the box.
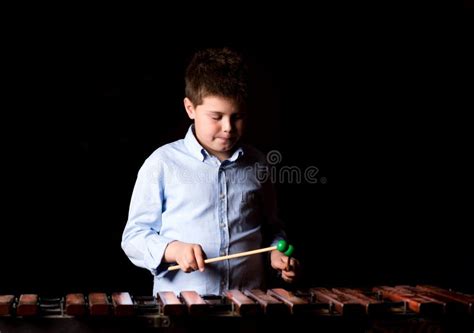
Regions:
[[183, 125, 244, 163], [227, 147, 244, 162]]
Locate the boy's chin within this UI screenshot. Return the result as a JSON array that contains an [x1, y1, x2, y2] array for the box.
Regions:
[[219, 144, 237, 152], [213, 142, 236, 151]]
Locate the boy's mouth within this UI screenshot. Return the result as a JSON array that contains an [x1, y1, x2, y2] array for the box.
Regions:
[[216, 136, 235, 141]]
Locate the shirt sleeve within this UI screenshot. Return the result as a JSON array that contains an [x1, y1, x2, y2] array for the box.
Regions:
[[121, 156, 174, 275]]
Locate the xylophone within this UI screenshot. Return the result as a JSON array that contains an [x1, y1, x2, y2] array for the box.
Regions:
[[0, 285, 473, 333]]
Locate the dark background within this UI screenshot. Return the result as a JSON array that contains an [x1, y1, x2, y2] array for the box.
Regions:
[[1, 24, 470, 297]]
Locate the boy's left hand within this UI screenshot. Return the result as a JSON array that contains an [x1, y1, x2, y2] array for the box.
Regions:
[[270, 250, 300, 283]]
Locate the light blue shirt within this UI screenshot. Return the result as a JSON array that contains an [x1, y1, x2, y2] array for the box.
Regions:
[[121, 126, 285, 296]]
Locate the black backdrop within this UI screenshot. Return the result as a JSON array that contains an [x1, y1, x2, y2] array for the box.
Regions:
[[1, 30, 470, 297]]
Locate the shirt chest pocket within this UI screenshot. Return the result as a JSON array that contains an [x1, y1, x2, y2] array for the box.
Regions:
[[240, 190, 264, 212], [239, 190, 264, 227]]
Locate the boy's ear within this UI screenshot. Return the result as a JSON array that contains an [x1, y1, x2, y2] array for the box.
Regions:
[[184, 97, 196, 120]]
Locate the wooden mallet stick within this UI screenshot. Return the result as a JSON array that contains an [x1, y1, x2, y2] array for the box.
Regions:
[[167, 240, 294, 271], [285, 244, 295, 271]]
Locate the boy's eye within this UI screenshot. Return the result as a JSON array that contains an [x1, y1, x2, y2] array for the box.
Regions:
[[211, 115, 222, 120]]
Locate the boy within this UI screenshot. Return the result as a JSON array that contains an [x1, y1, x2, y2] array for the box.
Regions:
[[121, 47, 298, 296]]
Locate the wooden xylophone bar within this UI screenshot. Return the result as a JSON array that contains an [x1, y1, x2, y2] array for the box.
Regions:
[[1, 285, 473, 332], [416, 284, 474, 315]]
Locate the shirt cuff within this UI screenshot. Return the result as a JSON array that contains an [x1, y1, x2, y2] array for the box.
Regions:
[[145, 235, 175, 275]]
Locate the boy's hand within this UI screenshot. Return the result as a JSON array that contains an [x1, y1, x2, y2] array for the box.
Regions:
[[164, 241, 206, 273], [270, 250, 300, 283]]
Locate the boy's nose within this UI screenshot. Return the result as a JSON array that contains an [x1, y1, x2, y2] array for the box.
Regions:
[[222, 118, 232, 132]]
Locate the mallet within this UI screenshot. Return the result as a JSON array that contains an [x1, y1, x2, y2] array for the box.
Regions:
[[167, 239, 294, 271]]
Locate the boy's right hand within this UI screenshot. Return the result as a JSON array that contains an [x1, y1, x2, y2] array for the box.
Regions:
[[164, 241, 206, 273]]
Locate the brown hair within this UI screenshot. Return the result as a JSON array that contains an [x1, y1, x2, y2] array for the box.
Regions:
[[185, 47, 248, 107]]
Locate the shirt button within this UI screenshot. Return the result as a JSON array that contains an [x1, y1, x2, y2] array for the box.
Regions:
[[220, 193, 225, 199]]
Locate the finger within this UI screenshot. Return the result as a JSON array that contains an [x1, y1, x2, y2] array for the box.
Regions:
[[280, 272, 293, 283], [194, 247, 206, 272], [291, 257, 300, 267], [283, 256, 295, 271], [284, 256, 292, 271], [281, 271, 295, 283], [285, 257, 298, 271], [275, 255, 289, 270], [282, 270, 296, 279], [182, 255, 199, 272], [178, 261, 194, 273], [190, 262, 199, 271]]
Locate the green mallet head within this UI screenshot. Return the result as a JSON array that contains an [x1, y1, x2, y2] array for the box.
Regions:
[[276, 240, 295, 257]]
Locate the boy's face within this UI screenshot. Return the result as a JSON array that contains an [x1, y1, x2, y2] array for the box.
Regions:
[[184, 95, 246, 161]]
